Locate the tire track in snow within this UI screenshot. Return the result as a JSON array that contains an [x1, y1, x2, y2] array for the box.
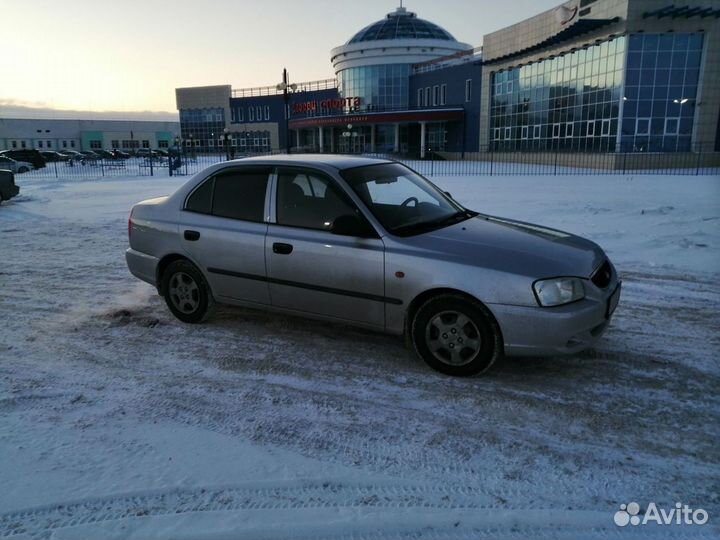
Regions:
[[0, 483, 490, 539]]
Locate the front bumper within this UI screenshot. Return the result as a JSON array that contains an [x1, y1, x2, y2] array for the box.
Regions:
[[490, 281, 621, 356]]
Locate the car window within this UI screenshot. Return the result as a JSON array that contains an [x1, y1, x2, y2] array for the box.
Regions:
[[211, 169, 269, 222], [341, 163, 467, 236], [185, 177, 214, 214], [276, 170, 357, 232]]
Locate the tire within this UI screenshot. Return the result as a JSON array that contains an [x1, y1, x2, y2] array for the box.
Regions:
[[18, 166, 28, 173], [161, 259, 215, 324], [411, 294, 501, 376]]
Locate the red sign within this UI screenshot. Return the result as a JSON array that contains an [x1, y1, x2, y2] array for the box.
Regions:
[[292, 97, 361, 114]]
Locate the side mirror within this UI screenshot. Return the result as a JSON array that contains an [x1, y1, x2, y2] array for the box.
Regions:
[[331, 214, 376, 238]]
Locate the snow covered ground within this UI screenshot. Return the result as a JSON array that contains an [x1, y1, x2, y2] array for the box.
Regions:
[[1, 169, 719, 539]]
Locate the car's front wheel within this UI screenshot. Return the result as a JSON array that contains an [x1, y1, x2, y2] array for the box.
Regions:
[[161, 259, 214, 323], [411, 294, 501, 376]]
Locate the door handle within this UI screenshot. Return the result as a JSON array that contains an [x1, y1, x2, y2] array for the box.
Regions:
[[184, 230, 200, 241], [272, 242, 293, 255]]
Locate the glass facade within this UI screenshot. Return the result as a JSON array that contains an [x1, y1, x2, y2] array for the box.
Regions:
[[620, 33, 703, 152], [489, 36, 626, 152], [179, 107, 225, 151], [338, 64, 410, 111]]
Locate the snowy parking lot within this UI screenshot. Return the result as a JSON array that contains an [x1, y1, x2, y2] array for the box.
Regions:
[[1, 169, 719, 539]]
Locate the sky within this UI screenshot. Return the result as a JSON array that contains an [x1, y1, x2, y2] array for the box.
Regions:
[[1, 0, 561, 118]]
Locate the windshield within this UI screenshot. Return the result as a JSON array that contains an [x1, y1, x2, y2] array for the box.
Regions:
[[340, 163, 473, 236]]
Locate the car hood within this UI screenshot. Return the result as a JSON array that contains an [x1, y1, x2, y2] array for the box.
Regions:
[[398, 214, 606, 279]]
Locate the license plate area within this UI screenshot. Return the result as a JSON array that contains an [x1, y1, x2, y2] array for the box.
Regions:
[[606, 282, 621, 319]]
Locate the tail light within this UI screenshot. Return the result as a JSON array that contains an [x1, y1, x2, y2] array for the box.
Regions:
[[128, 209, 134, 242]]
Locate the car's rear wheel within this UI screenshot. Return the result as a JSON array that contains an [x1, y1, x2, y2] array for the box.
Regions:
[[161, 260, 214, 323], [411, 294, 501, 376]]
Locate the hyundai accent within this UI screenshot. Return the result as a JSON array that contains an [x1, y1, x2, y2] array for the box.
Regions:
[[126, 155, 620, 376]]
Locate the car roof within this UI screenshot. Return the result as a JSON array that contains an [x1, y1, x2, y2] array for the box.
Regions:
[[233, 153, 393, 170]]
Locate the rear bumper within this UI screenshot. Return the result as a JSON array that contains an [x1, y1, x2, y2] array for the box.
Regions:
[[490, 283, 620, 356], [125, 248, 159, 288]]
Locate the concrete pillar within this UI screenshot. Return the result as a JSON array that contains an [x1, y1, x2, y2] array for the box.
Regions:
[[319, 126, 324, 153], [329, 127, 335, 153], [295, 129, 300, 150], [370, 125, 375, 153], [393, 123, 400, 153], [420, 121, 427, 159]]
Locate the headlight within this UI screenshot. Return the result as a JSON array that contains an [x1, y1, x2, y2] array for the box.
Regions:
[[533, 277, 585, 307]]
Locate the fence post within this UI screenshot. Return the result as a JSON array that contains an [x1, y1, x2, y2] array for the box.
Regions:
[[553, 148, 558, 176], [53, 159, 58, 178], [430, 149, 434, 176], [622, 151, 627, 175], [695, 143, 702, 176], [150, 156, 154, 177], [100, 158, 104, 177], [489, 148, 493, 176]]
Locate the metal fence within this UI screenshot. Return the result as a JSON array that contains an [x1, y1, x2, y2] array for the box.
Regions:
[[20, 145, 720, 180]]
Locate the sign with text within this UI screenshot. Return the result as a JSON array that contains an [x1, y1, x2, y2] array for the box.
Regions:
[[292, 97, 362, 114]]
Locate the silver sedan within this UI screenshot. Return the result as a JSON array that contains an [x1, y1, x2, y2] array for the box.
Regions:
[[126, 155, 620, 376]]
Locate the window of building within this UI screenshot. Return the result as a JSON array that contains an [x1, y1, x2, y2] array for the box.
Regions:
[[440, 84, 447, 106], [506, 81, 513, 94], [521, 126, 529, 139], [587, 121, 596, 137], [12, 141, 17, 148], [211, 169, 270, 222], [465, 79, 472, 102], [194, 140, 201, 147], [552, 123, 561, 138], [493, 127, 500, 140], [565, 122, 574, 138], [424, 87, 430, 107], [264, 106, 270, 121], [249, 107, 255, 122], [159, 140, 169, 148], [47, 140, 52, 148], [256, 106, 262, 122], [21, 141, 27, 148], [90, 140, 102, 149], [533, 125, 541, 139], [276, 170, 358, 233], [635, 118, 650, 135], [504, 127, 511, 140], [142, 140, 150, 148], [111, 140, 119, 149], [601, 119, 611, 136], [664, 118, 679, 135], [70, 141, 75, 148], [417, 88, 423, 107], [208, 139, 214, 147], [38, 141, 43, 148], [433, 85, 439, 106]]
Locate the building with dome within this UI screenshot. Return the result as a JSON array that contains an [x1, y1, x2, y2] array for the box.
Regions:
[[176, 0, 720, 159]]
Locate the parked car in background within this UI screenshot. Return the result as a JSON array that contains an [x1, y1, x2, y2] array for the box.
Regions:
[[135, 148, 158, 158], [126, 155, 621, 376], [80, 151, 100, 161], [59, 150, 85, 161], [0, 155, 34, 174], [0, 170, 20, 202], [40, 151, 68, 162], [93, 149, 117, 160], [0, 149, 45, 169], [112, 150, 131, 159]]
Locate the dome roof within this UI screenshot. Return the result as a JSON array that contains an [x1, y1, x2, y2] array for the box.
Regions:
[[347, 7, 456, 44]]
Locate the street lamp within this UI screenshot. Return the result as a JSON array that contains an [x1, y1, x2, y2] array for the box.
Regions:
[[222, 127, 231, 160], [277, 68, 297, 154]]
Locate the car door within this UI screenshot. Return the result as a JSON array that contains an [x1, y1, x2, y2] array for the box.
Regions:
[[265, 167, 387, 328], [180, 166, 272, 305]]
